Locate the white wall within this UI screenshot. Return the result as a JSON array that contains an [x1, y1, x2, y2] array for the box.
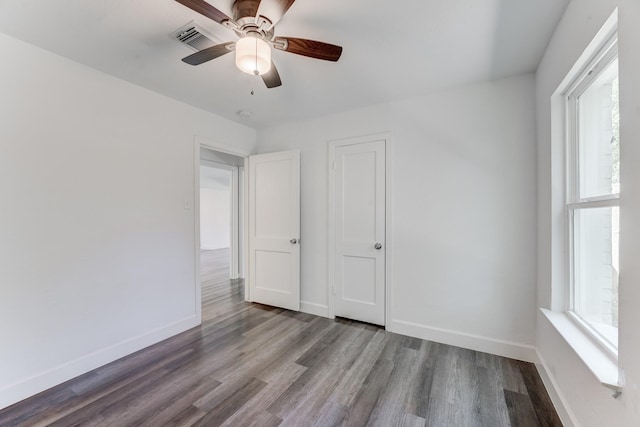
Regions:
[[0, 32, 255, 409], [536, 1, 640, 425], [256, 74, 538, 360], [200, 187, 231, 250]]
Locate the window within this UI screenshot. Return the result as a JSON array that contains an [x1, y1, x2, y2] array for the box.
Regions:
[[566, 37, 619, 353]]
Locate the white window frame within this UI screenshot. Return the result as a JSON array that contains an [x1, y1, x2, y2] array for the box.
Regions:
[[564, 34, 619, 358]]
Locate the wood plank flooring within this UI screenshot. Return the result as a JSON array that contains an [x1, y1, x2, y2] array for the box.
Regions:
[[0, 249, 562, 426]]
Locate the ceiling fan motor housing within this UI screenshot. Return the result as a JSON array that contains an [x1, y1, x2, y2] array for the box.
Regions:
[[232, 17, 275, 43]]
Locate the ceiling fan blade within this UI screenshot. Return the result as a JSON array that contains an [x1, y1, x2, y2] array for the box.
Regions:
[[175, 0, 232, 24], [232, 0, 262, 20], [182, 43, 234, 65], [262, 61, 282, 88], [275, 37, 342, 62], [257, 0, 296, 26]]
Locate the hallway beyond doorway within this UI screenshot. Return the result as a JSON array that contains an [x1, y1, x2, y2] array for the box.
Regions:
[[201, 248, 244, 322]]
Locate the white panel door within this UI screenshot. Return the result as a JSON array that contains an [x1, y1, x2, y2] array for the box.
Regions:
[[334, 140, 386, 325], [249, 150, 300, 311]]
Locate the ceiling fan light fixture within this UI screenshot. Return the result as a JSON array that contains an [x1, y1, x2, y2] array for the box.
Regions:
[[235, 36, 271, 76]]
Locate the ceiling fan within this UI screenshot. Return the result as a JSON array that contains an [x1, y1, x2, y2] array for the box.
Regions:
[[175, 0, 343, 88]]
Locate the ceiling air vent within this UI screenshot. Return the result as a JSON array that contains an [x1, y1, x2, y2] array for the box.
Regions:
[[170, 21, 221, 52]]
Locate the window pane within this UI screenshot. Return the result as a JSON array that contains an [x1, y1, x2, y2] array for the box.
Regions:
[[577, 59, 620, 199], [573, 206, 619, 348]]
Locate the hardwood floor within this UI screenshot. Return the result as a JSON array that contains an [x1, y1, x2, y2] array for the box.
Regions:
[[0, 249, 562, 426]]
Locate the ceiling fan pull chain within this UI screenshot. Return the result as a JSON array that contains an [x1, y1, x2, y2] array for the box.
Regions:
[[254, 37, 259, 76]]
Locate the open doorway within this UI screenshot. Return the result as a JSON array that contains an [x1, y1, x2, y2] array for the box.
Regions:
[[200, 165, 232, 247], [197, 145, 247, 320], [200, 163, 234, 305]]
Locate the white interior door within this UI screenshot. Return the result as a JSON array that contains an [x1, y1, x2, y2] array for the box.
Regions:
[[333, 140, 386, 325], [249, 150, 300, 311]]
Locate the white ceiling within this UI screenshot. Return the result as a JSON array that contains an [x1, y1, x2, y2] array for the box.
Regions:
[[0, 0, 568, 129]]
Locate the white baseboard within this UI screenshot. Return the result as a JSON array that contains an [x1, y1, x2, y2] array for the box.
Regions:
[[300, 301, 329, 318], [387, 319, 537, 362], [535, 350, 579, 427], [0, 315, 199, 410]]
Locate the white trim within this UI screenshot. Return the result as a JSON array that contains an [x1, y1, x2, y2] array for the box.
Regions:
[[0, 315, 198, 410], [540, 308, 621, 390], [385, 134, 393, 331], [567, 197, 619, 210], [535, 350, 579, 427], [327, 132, 392, 325], [193, 141, 202, 323], [567, 310, 618, 359], [300, 301, 330, 318], [195, 136, 251, 305], [239, 166, 247, 281], [200, 159, 237, 171], [553, 10, 618, 100], [230, 167, 240, 279], [387, 319, 537, 363], [327, 143, 336, 319], [195, 135, 252, 157], [564, 37, 618, 100]]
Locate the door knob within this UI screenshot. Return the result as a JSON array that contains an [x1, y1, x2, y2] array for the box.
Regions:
[[290, 238, 298, 244], [374, 243, 382, 250]]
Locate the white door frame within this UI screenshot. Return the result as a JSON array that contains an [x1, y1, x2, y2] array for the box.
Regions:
[[328, 133, 393, 326], [194, 136, 251, 324]]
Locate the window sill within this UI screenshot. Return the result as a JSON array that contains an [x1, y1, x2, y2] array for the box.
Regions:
[[540, 308, 622, 392]]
